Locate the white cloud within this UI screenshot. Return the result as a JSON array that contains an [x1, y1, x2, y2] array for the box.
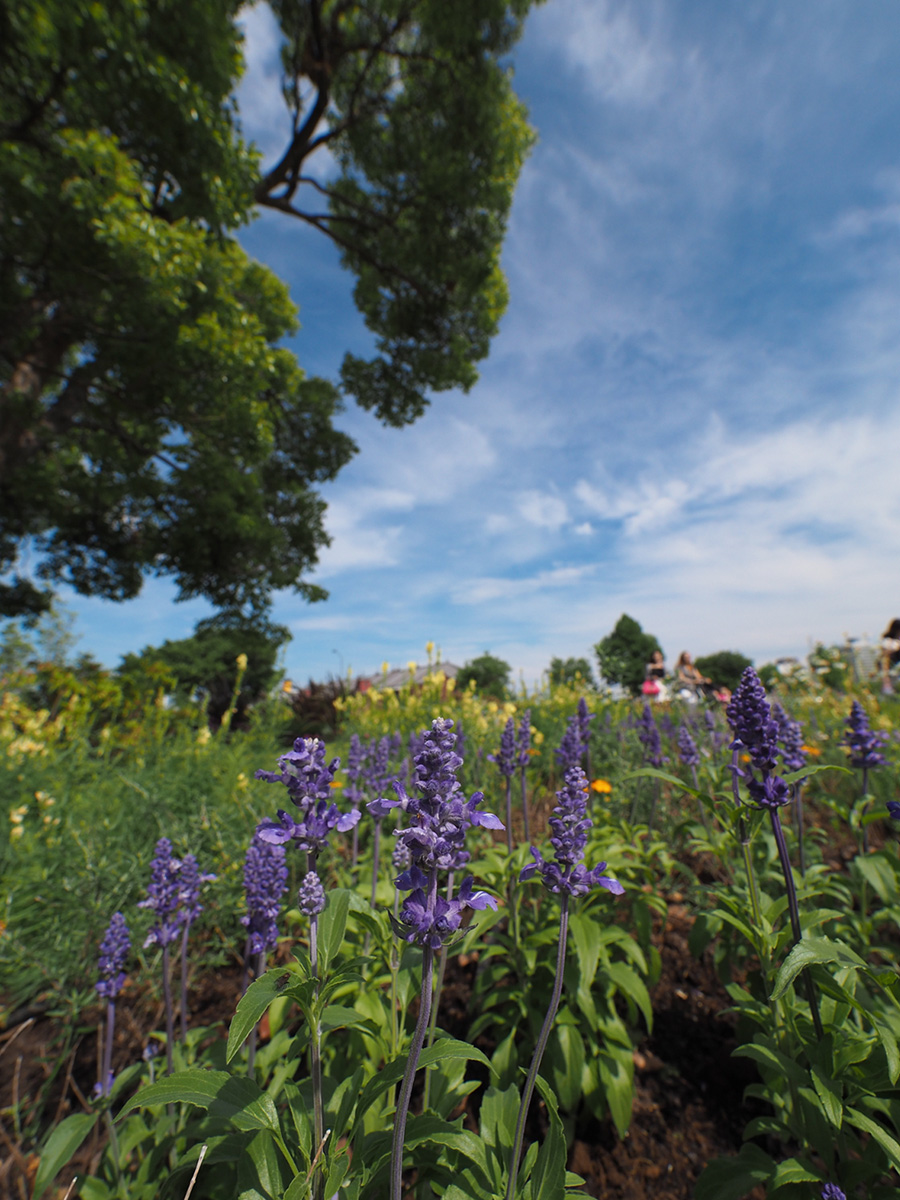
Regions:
[[517, 490, 569, 530]]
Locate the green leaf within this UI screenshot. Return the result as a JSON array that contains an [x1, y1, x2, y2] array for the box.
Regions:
[[34, 1113, 98, 1200], [769, 1156, 820, 1186], [624, 767, 700, 796], [771, 937, 866, 1000], [549, 1023, 585, 1111], [318, 888, 351, 973], [353, 1039, 491, 1132], [604, 961, 653, 1032], [227, 969, 293, 1062], [238, 1129, 285, 1199], [846, 1108, 900, 1172], [117, 1069, 280, 1134], [596, 1048, 634, 1138], [810, 1067, 843, 1129], [531, 1075, 566, 1200], [694, 1144, 775, 1200], [320, 1004, 376, 1033]]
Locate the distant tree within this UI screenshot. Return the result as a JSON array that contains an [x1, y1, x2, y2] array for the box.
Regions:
[[694, 651, 753, 692], [118, 612, 290, 729], [807, 643, 851, 692], [0, 601, 78, 675], [456, 652, 511, 700], [549, 656, 595, 688], [594, 615, 661, 697]]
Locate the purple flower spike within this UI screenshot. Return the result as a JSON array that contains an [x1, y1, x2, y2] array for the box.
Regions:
[[520, 767, 625, 899], [842, 700, 887, 771], [298, 870, 327, 917], [489, 718, 517, 778], [378, 718, 502, 948], [677, 725, 700, 768], [139, 838, 184, 948], [242, 834, 289, 955], [256, 736, 361, 855], [516, 710, 532, 768], [555, 715, 584, 774], [821, 1184, 846, 1200], [96, 913, 131, 1000], [638, 704, 667, 769], [178, 854, 216, 925], [887, 800, 900, 821], [727, 669, 780, 772], [772, 703, 807, 773]]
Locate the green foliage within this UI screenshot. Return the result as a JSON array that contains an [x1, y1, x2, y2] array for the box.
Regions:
[[694, 650, 752, 692], [119, 611, 290, 729], [456, 651, 512, 700], [0, 601, 80, 677], [549, 656, 595, 688], [808, 643, 852, 690], [0, 0, 539, 620], [594, 615, 661, 697]]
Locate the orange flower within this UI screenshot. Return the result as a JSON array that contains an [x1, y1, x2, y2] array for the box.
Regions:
[[741, 754, 751, 763], [590, 778, 613, 794], [801, 745, 822, 757], [527, 747, 540, 756], [329, 780, 343, 788]]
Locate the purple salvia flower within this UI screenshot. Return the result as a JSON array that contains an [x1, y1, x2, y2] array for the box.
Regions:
[[773, 703, 807, 773], [178, 854, 216, 925], [842, 700, 887, 771], [489, 718, 517, 778], [820, 1185, 846, 1200], [255, 736, 360, 854], [96, 913, 130, 1001], [888, 800, 900, 821], [368, 718, 502, 947], [345, 734, 366, 808], [516, 710, 532, 768], [576, 697, 594, 751], [637, 704, 666, 769], [392, 839, 412, 873], [454, 722, 467, 763], [297, 870, 326, 917], [242, 834, 289, 955], [139, 838, 183, 948], [521, 767, 625, 899], [677, 725, 700, 768], [727, 668, 780, 773], [659, 712, 676, 738], [554, 715, 583, 774]]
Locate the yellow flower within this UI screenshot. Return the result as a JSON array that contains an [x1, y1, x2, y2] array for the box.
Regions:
[[503, 702, 517, 716], [487, 701, 498, 714], [236, 653, 248, 672], [236, 772, 249, 790], [9, 805, 27, 825], [590, 778, 613, 794], [196, 727, 211, 746], [533, 730, 544, 745], [282, 679, 294, 693], [407, 661, 417, 673], [425, 641, 434, 656], [382, 661, 389, 677]]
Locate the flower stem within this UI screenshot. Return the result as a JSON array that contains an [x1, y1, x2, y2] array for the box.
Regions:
[[505, 776, 513, 854], [423, 871, 455, 1111], [179, 921, 190, 1042], [309, 912, 324, 1200], [520, 768, 530, 842], [770, 809, 823, 1040], [161, 944, 175, 1076], [390, 944, 435, 1200], [506, 896, 569, 1200], [102, 1000, 115, 1099]]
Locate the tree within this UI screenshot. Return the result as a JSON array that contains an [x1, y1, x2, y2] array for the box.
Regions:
[[1, 0, 537, 618], [119, 612, 290, 729], [594, 615, 661, 697], [549, 656, 595, 688], [694, 651, 752, 692], [456, 651, 511, 700]]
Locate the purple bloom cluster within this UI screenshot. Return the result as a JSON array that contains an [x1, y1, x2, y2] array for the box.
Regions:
[[842, 700, 887, 772], [820, 1185, 846, 1200], [726, 669, 790, 811], [555, 716, 584, 773], [489, 717, 517, 778], [256, 736, 361, 853], [178, 854, 216, 925], [516, 710, 532, 768], [241, 834, 289, 955], [521, 767, 625, 899], [369, 718, 502, 949], [773, 703, 807, 773], [726, 669, 780, 773], [139, 838, 184, 948], [677, 725, 700, 768], [96, 912, 131, 1001], [637, 704, 666, 769]]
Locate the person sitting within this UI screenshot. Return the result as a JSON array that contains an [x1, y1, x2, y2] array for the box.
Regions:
[[881, 619, 900, 694], [674, 652, 712, 700], [642, 649, 668, 700]]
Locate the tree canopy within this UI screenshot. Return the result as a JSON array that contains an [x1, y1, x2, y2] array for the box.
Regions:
[[456, 651, 511, 699], [0, 0, 538, 619], [594, 614, 662, 697]]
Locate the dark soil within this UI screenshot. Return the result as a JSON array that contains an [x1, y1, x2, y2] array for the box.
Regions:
[[0, 893, 765, 1200]]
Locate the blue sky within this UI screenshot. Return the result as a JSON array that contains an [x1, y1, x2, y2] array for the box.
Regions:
[[59, 0, 900, 685]]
